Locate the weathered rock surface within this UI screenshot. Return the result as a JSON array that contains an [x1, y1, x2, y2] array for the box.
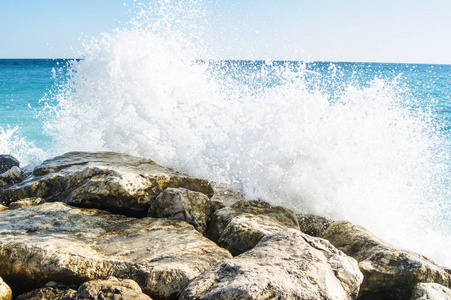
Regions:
[[0, 155, 19, 174], [0, 152, 214, 216], [8, 197, 44, 209], [17, 287, 75, 300], [411, 283, 451, 300], [0, 202, 231, 299], [321, 221, 451, 299], [148, 188, 214, 233], [297, 213, 333, 237], [206, 200, 299, 255], [0, 277, 11, 300], [181, 229, 363, 300]]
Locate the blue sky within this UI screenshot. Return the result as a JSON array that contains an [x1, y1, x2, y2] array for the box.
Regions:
[[1, 0, 450, 64]]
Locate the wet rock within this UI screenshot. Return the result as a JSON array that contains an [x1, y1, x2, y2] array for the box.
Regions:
[[297, 213, 333, 237], [9, 197, 44, 209], [181, 229, 363, 300], [148, 188, 214, 233], [0, 152, 213, 216], [0, 202, 231, 299], [0, 277, 11, 300], [0, 155, 19, 174], [0, 166, 24, 187], [206, 200, 299, 255], [321, 221, 451, 299], [411, 283, 451, 300]]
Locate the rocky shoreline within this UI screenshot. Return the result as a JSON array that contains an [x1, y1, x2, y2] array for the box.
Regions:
[[0, 151, 449, 300]]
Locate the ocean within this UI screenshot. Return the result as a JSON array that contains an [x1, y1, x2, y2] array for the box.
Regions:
[[1, 2, 451, 268]]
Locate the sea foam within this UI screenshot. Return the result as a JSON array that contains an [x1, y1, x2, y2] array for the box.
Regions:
[[42, 0, 451, 266]]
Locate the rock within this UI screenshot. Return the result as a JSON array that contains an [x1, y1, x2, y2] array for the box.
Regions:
[[0, 166, 24, 187], [321, 221, 451, 299], [181, 229, 363, 300], [411, 283, 451, 300], [17, 278, 152, 300], [0, 155, 19, 174], [75, 277, 151, 300], [297, 213, 333, 237], [0, 205, 7, 211], [0, 152, 214, 216], [9, 197, 44, 209], [0, 277, 12, 300], [148, 188, 214, 234], [16, 287, 75, 300], [209, 183, 245, 209], [0, 202, 231, 299], [206, 200, 299, 255]]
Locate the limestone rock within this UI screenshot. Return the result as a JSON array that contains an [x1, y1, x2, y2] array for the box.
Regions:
[[9, 197, 44, 209], [0, 152, 213, 216], [181, 229, 363, 300], [148, 188, 214, 233], [0, 155, 19, 174], [74, 277, 152, 300], [0, 202, 231, 299], [297, 213, 333, 237], [321, 221, 451, 299], [411, 283, 451, 300], [206, 200, 299, 255], [16, 287, 75, 300], [0, 277, 11, 300]]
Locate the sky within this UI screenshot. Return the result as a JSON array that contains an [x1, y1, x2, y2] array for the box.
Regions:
[[0, 0, 450, 64]]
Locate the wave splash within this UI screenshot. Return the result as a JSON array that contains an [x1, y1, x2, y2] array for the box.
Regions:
[[42, 1, 451, 266]]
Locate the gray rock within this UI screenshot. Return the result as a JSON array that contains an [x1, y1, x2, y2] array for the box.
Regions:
[[411, 283, 451, 300], [1, 152, 214, 216], [297, 213, 333, 237], [321, 221, 451, 299], [9, 197, 44, 209], [0, 166, 24, 187], [0, 277, 11, 300], [148, 188, 214, 233], [0, 202, 231, 299], [181, 229, 363, 300], [0, 155, 19, 174], [206, 200, 299, 255]]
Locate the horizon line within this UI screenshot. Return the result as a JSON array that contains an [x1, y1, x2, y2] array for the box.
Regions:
[[0, 57, 450, 66]]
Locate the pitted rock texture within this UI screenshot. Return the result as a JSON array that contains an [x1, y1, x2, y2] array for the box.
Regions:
[[321, 221, 451, 299], [206, 200, 299, 255], [0, 152, 213, 216], [148, 188, 215, 234], [181, 229, 363, 300], [0, 202, 231, 299]]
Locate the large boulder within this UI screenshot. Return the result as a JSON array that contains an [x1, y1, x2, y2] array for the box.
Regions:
[[0, 155, 19, 174], [321, 221, 451, 299], [181, 229, 363, 300], [0, 152, 214, 216], [0, 202, 231, 299], [0, 277, 11, 300], [206, 200, 299, 255], [148, 188, 215, 234], [411, 283, 451, 300]]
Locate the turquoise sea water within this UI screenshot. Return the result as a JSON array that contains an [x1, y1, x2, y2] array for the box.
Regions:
[[1, 0, 451, 267]]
